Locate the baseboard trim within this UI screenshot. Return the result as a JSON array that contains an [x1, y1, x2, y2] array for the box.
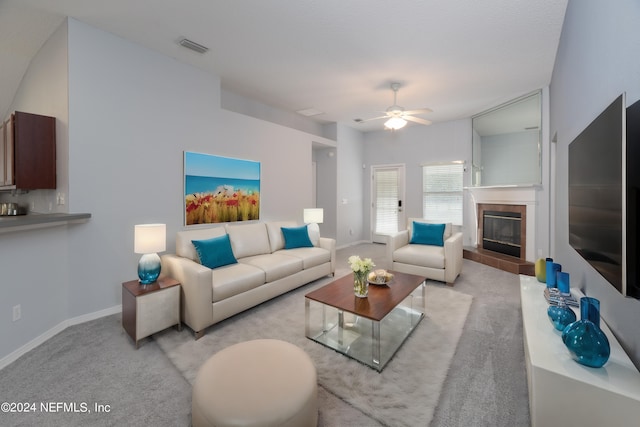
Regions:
[[0, 305, 122, 370], [336, 239, 373, 250]]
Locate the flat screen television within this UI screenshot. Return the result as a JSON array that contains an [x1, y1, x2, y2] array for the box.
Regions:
[[568, 94, 640, 298], [625, 99, 640, 298], [568, 94, 625, 295]]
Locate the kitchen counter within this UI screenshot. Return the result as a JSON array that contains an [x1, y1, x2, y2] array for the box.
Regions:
[[0, 212, 91, 233]]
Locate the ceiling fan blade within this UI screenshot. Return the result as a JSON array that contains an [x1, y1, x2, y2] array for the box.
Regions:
[[403, 108, 433, 115], [404, 116, 432, 126], [357, 115, 388, 123]]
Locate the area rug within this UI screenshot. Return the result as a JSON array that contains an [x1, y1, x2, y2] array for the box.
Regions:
[[155, 276, 472, 427]]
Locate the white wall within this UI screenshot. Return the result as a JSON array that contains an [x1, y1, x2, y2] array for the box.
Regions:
[[0, 21, 69, 213], [221, 89, 332, 140], [362, 116, 551, 260], [0, 18, 337, 362], [336, 124, 365, 247], [314, 146, 337, 241], [550, 0, 640, 366], [362, 119, 472, 238], [0, 21, 70, 361], [472, 128, 482, 184]]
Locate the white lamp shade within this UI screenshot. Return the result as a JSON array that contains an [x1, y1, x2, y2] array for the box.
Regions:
[[134, 224, 166, 254], [384, 117, 407, 130], [303, 208, 324, 224]]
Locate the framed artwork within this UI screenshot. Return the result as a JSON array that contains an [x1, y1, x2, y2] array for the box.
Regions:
[[184, 151, 260, 225]]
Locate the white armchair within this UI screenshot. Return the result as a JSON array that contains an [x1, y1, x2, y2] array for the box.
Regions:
[[386, 218, 463, 286]]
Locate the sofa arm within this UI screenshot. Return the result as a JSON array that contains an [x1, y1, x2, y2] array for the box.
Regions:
[[161, 254, 213, 333], [319, 237, 336, 274], [443, 232, 463, 284], [386, 230, 409, 268]]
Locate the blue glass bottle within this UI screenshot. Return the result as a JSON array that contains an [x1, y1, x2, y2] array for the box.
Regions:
[[545, 260, 562, 288], [548, 298, 576, 331], [535, 257, 551, 283], [556, 271, 571, 296], [562, 297, 610, 368]]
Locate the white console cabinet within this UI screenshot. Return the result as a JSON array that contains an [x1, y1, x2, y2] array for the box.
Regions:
[[520, 275, 640, 427]]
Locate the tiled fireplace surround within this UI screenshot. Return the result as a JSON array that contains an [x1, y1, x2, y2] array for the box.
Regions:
[[465, 186, 538, 275], [477, 203, 527, 259]]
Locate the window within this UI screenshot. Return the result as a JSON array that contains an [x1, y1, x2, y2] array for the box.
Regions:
[[422, 162, 464, 225]]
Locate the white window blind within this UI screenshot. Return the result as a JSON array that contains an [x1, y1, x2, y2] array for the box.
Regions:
[[375, 169, 399, 234], [422, 162, 463, 225]]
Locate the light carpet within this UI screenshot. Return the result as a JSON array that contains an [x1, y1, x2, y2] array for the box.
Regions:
[[155, 275, 472, 427]]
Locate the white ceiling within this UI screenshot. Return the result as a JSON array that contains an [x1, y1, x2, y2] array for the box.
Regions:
[[0, 0, 568, 132]]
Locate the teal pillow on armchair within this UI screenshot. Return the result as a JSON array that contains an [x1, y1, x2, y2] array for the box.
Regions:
[[410, 221, 446, 246]]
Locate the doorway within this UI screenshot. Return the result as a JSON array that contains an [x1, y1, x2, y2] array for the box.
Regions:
[[371, 164, 406, 243]]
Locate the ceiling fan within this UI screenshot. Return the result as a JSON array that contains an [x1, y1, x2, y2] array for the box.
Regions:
[[356, 82, 433, 130]]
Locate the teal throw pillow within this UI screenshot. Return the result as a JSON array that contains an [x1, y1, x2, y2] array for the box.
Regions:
[[192, 234, 238, 269], [410, 221, 446, 246], [281, 225, 314, 249]]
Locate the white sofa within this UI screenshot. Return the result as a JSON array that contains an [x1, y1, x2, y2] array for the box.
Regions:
[[161, 221, 336, 339], [386, 218, 463, 286]]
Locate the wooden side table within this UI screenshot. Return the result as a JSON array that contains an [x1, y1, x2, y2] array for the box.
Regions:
[[122, 277, 181, 348]]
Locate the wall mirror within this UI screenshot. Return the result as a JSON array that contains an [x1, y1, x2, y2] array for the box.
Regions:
[[472, 90, 542, 186]]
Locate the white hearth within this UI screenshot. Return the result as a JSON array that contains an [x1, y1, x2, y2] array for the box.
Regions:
[[465, 185, 540, 263]]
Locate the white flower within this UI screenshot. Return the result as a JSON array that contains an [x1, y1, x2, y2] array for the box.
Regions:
[[348, 255, 375, 273]]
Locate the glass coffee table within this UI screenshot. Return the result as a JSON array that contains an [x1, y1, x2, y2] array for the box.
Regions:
[[304, 271, 426, 372]]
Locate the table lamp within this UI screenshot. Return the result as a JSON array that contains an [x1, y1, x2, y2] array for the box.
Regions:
[[303, 208, 323, 239], [134, 223, 166, 284]]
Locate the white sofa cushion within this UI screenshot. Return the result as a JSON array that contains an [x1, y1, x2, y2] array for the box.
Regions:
[[211, 263, 265, 303], [239, 253, 303, 283], [266, 221, 298, 252], [176, 226, 227, 261], [226, 222, 272, 259], [276, 247, 331, 270], [408, 218, 452, 241], [393, 244, 445, 269]]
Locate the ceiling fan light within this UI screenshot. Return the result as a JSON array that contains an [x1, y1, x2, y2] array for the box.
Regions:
[[384, 117, 407, 130]]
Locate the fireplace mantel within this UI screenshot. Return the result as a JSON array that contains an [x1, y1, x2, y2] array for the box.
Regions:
[[465, 185, 539, 205], [466, 185, 540, 263]]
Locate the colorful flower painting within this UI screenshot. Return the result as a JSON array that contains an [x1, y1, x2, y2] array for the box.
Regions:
[[184, 151, 260, 225]]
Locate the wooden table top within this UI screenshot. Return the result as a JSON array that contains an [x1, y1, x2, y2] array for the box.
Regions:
[[305, 271, 426, 321], [122, 277, 180, 297]]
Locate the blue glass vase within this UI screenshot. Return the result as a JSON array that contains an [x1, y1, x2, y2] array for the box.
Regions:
[[548, 299, 576, 331], [562, 297, 610, 368], [545, 260, 562, 288], [556, 271, 571, 295], [535, 258, 550, 283]]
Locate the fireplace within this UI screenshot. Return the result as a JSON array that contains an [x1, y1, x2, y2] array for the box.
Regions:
[[478, 203, 527, 260], [483, 211, 522, 257]]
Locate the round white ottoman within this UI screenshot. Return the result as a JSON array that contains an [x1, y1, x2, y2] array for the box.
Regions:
[[192, 339, 318, 427]]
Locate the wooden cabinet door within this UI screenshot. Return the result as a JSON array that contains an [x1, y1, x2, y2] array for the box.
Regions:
[[13, 112, 55, 190], [0, 120, 5, 186], [4, 117, 14, 186], [0, 118, 13, 187]]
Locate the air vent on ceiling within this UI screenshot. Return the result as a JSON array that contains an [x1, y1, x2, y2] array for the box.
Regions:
[[178, 38, 209, 54], [297, 108, 323, 117]]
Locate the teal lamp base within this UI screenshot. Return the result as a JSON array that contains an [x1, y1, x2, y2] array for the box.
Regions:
[[138, 253, 161, 284]]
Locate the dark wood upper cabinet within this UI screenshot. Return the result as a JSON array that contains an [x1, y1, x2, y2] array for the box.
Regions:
[[1, 111, 56, 190]]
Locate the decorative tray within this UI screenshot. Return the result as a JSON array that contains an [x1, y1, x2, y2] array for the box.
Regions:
[[368, 270, 394, 286]]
